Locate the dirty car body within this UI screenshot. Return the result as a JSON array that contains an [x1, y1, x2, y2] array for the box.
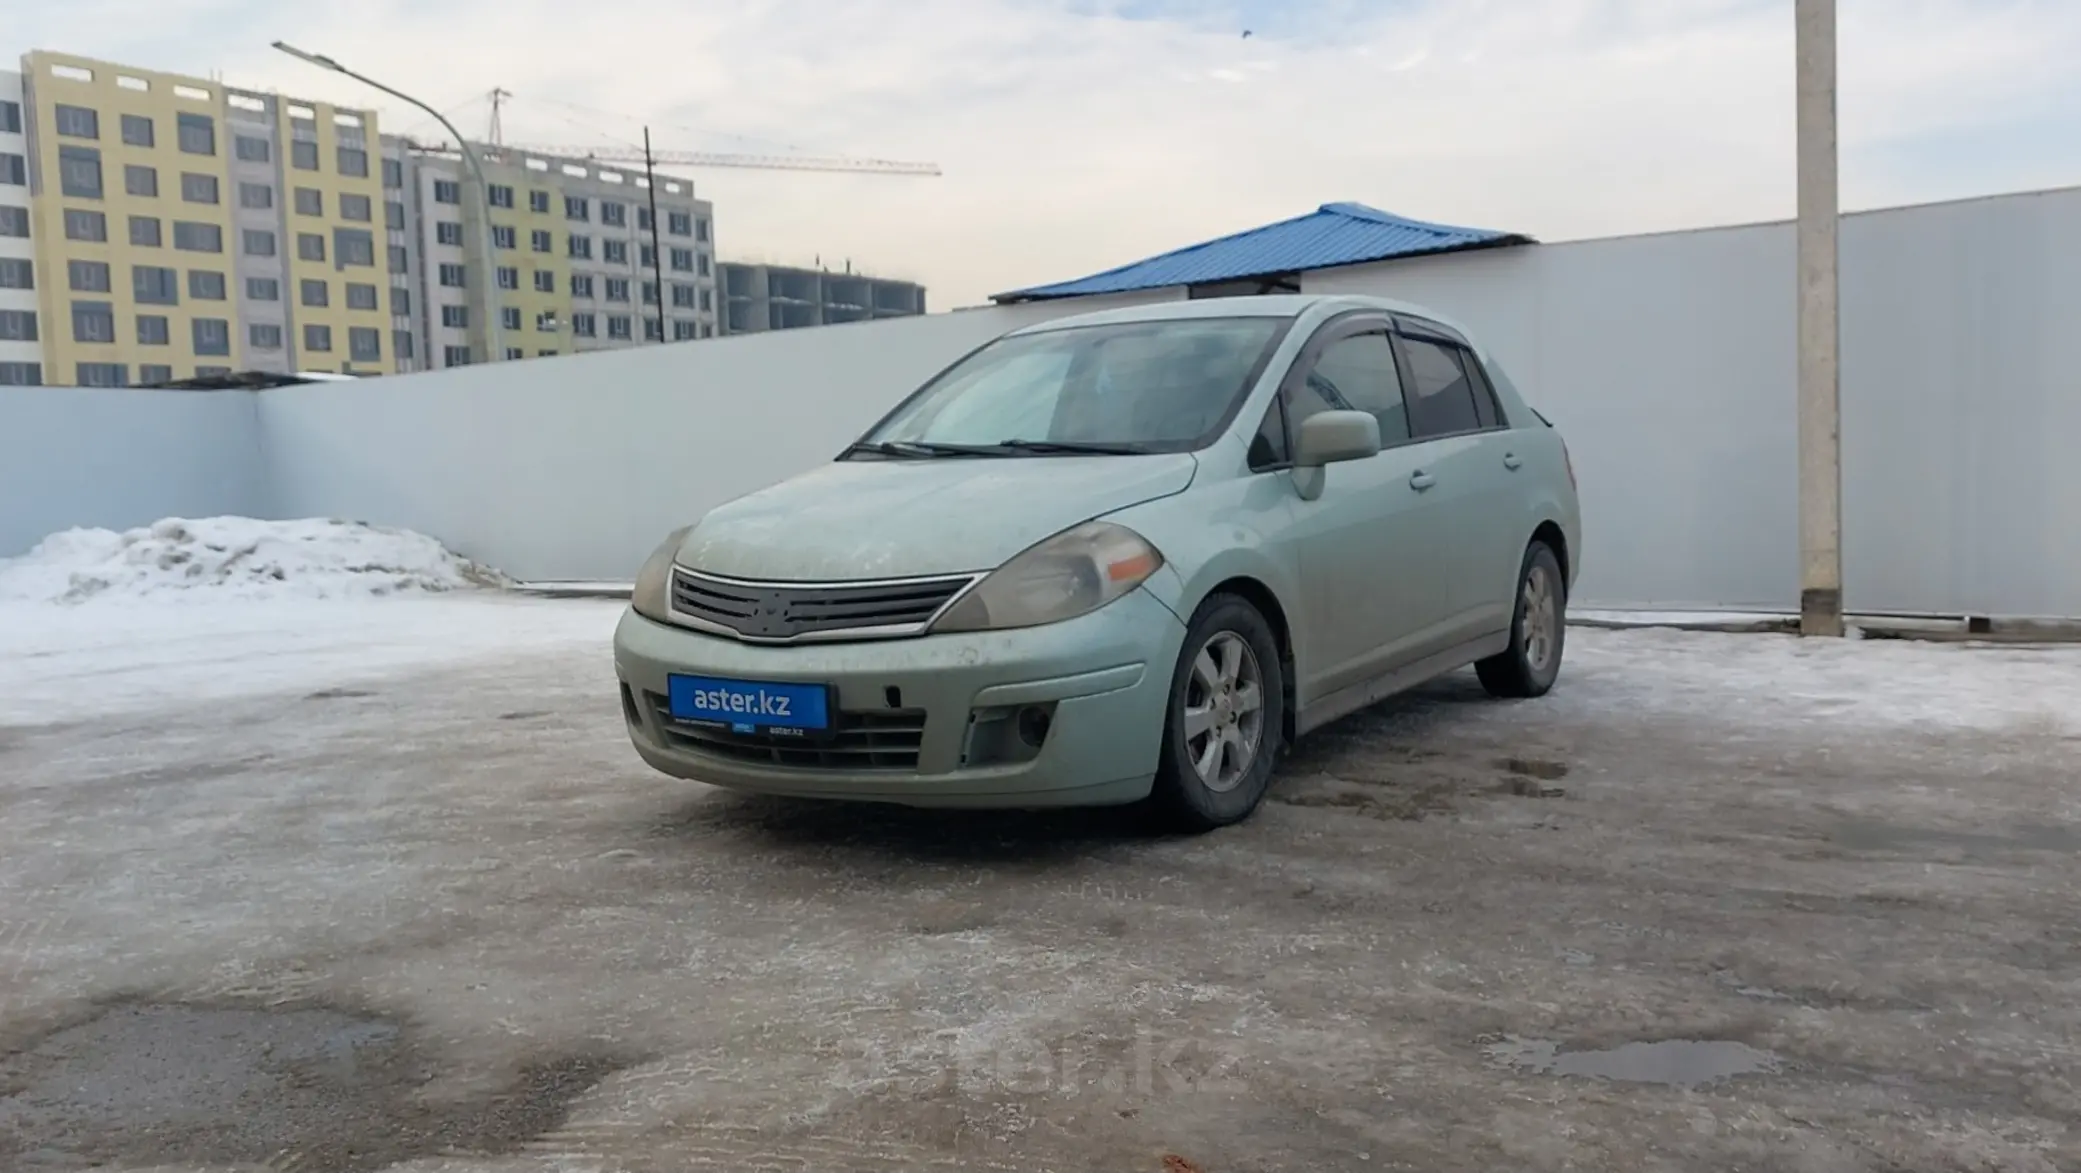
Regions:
[[614, 294, 1581, 827]]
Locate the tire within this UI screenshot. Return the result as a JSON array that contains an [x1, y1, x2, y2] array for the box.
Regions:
[[1149, 594, 1287, 831], [1476, 540, 1566, 699]]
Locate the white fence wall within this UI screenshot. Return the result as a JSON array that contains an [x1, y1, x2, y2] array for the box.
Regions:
[[0, 388, 271, 561], [1307, 186, 2081, 618]]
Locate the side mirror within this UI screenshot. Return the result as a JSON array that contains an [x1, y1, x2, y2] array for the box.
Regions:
[[1292, 410, 1380, 500]]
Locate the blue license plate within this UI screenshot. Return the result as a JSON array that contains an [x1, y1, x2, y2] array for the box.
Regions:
[[666, 674, 832, 735]]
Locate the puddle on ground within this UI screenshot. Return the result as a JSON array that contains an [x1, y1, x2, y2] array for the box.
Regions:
[[1484, 1035, 1779, 1088], [0, 1001, 632, 1172], [1832, 819, 2081, 858]]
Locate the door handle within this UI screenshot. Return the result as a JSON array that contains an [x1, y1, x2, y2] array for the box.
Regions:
[[1502, 452, 1523, 471], [1409, 470, 1436, 491]]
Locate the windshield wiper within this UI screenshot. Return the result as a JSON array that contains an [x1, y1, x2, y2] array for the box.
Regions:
[[840, 440, 1007, 459], [994, 438, 1153, 456]]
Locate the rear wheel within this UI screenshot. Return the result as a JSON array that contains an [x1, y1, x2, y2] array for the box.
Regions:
[[1149, 594, 1286, 831], [1476, 541, 1566, 698]]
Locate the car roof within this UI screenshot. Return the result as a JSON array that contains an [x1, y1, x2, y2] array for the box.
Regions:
[[1004, 292, 1476, 342]]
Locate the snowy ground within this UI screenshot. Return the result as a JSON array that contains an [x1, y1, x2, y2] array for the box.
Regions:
[[4, 589, 2080, 1170]]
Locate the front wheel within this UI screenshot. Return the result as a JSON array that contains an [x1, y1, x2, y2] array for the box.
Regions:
[[1476, 541, 1566, 698], [1149, 594, 1286, 831]]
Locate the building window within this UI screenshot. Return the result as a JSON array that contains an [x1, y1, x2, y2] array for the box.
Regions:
[[529, 190, 550, 213], [388, 245, 409, 274], [503, 346, 523, 360], [300, 278, 329, 307], [195, 365, 232, 378], [134, 314, 170, 345], [488, 183, 514, 208], [335, 228, 376, 266], [667, 210, 692, 236], [176, 112, 216, 155], [243, 228, 276, 256], [304, 323, 333, 352], [695, 217, 709, 243], [500, 305, 521, 330], [132, 265, 179, 305], [637, 207, 652, 232], [605, 277, 629, 302], [71, 300, 116, 343], [77, 362, 128, 387], [245, 276, 279, 301], [567, 234, 592, 259], [385, 200, 405, 229], [292, 139, 320, 171], [123, 163, 156, 197], [536, 348, 557, 357], [435, 220, 463, 246], [525, 270, 551, 294], [673, 319, 696, 341], [432, 178, 461, 204], [607, 314, 632, 340], [496, 266, 518, 290], [294, 187, 323, 216], [699, 288, 711, 312], [437, 262, 466, 287], [393, 330, 415, 359], [64, 209, 108, 242], [570, 274, 594, 298], [180, 172, 219, 204], [68, 259, 112, 292], [641, 280, 658, 305], [600, 200, 626, 227], [173, 222, 223, 253], [639, 243, 656, 268], [0, 258, 30, 289], [670, 247, 694, 272], [0, 206, 28, 236], [0, 100, 19, 134], [297, 232, 325, 261], [535, 311, 558, 331], [192, 318, 231, 356], [128, 215, 162, 247], [138, 363, 173, 385], [0, 310, 39, 341], [381, 157, 404, 188], [347, 326, 381, 361], [440, 304, 469, 328], [249, 323, 283, 349], [187, 270, 226, 300], [0, 361, 41, 386], [643, 317, 663, 342], [345, 282, 379, 310], [54, 104, 99, 139], [391, 287, 411, 314], [443, 345, 471, 366], [697, 253, 709, 277], [339, 193, 372, 222], [239, 181, 273, 209], [0, 154, 25, 186], [336, 146, 369, 177], [235, 134, 270, 162], [492, 224, 516, 249], [58, 146, 103, 199], [564, 195, 589, 221], [569, 312, 596, 337], [530, 228, 552, 253], [603, 239, 627, 265], [119, 114, 154, 147]]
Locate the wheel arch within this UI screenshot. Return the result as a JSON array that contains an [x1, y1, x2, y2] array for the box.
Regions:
[[1195, 574, 1297, 750], [1530, 519, 1571, 593]]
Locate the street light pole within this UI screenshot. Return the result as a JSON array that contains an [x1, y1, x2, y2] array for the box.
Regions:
[[1793, 0, 1843, 636], [272, 42, 505, 365]]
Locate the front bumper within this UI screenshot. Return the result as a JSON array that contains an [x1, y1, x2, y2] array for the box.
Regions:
[[612, 587, 1186, 808]]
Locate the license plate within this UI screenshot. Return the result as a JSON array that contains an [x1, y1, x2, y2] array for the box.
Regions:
[[666, 674, 832, 736]]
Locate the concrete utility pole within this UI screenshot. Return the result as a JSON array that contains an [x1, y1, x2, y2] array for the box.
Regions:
[[1795, 0, 1844, 636]]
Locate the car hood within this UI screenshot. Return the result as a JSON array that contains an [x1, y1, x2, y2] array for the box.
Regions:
[[676, 453, 1199, 580]]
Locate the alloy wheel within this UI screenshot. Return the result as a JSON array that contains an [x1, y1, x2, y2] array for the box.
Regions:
[[1523, 563, 1558, 673], [1182, 630, 1265, 793]]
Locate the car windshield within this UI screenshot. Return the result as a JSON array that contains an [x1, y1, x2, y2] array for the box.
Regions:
[[857, 316, 1287, 454]]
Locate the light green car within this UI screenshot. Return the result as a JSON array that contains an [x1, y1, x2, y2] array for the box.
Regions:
[[615, 294, 1580, 828]]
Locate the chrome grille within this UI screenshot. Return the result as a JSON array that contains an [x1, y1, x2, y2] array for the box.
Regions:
[[647, 693, 926, 770], [669, 567, 975, 642]]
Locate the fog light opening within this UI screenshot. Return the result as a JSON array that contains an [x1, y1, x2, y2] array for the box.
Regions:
[[619, 682, 641, 727], [1016, 705, 1052, 748]]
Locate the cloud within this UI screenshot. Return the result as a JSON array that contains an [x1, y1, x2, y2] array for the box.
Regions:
[[12, 0, 2081, 307]]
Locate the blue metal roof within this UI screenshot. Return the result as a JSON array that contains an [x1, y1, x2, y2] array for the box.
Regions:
[[992, 202, 1530, 303]]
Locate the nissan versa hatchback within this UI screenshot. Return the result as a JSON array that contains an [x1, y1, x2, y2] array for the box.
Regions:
[[614, 294, 1581, 829]]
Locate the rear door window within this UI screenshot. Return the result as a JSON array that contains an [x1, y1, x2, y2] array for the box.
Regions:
[[1395, 334, 1483, 439]]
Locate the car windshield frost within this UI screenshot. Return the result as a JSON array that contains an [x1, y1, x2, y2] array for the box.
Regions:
[[858, 317, 1287, 455]]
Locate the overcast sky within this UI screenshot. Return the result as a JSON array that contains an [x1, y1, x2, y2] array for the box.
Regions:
[[10, 0, 2081, 307]]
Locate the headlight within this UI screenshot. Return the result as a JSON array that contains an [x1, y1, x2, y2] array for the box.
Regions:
[[932, 520, 1163, 633], [630, 525, 693, 621]]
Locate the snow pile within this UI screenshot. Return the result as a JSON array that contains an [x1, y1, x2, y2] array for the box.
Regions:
[[0, 517, 512, 604]]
